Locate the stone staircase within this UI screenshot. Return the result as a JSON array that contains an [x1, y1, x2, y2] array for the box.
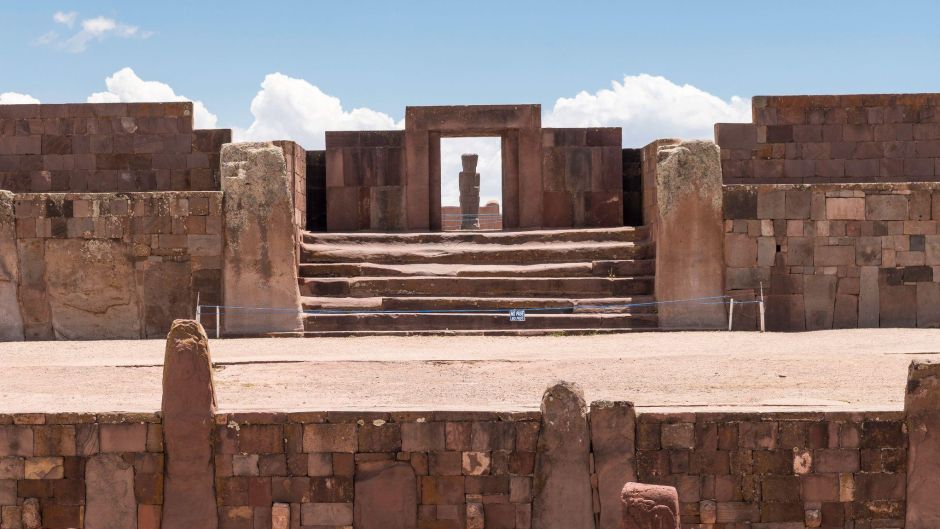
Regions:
[[295, 227, 657, 336]]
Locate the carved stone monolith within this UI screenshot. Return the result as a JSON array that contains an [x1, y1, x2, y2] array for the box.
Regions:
[[459, 153, 481, 230], [590, 401, 637, 529], [532, 381, 595, 529], [621, 482, 680, 529], [161, 319, 218, 529]]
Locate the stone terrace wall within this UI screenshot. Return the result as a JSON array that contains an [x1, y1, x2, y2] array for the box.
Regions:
[[273, 141, 307, 232], [325, 131, 405, 231], [0, 412, 163, 529], [716, 94, 940, 184], [540, 128, 623, 228], [214, 411, 539, 529], [636, 411, 907, 528], [10, 192, 222, 339], [724, 183, 940, 330], [0, 102, 230, 193]]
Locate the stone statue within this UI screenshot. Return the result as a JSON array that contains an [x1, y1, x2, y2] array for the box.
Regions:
[[459, 153, 481, 229], [621, 482, 680, 529]]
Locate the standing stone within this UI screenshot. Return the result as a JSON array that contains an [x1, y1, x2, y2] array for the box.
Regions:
[[161, 320, 218, 529], [271, 503, 290, 529], [647, 140, 725, 329], [621, 482, 680, 529], [906, 360, 940, 528], [85, 454, 137, 529], [221, 142, 303, 334], [590, 401, 637, 529], [459, 154, 481, 230], [533, 381, 595, 529], [354, 460, 417, 529], [21, 498, 40, 529], [0, 191, 23, 340]]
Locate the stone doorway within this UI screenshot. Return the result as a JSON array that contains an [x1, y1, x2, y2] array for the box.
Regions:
[[439, 137, 503, 231]]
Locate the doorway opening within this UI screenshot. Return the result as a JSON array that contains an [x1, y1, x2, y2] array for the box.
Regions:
[[439, 137, 502, 231]]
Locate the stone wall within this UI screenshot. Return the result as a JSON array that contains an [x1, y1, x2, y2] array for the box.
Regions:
[[724, 183, 940, 330], [305, 150, 327, 231], [622, 148, 643, 226], [636, 411, 907, 527], [0, 103, 230, 193], [274, 141, 308, 232], [716, 94, 940, 184], [325, 131, 406, 231], [0, 412, 163, 529], [540, 128, 622, 228], [8, 192, 222, 339]]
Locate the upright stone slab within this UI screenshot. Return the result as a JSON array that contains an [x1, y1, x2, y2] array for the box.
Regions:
[[906, 360, 940, 528], [532, 381, 595, 529], [621, 482, 680, 529], [0, 191, 23, 340], [85, 454, 137, 529], [648, 140, 725, 328], [161, 320, 218, 529], [354, 460, 417, 529], [221, 142, 303, 335], [590, 401, 637, 529]]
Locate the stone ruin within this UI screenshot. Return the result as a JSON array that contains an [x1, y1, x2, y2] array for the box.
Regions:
[[3, 95, 940, 338], [458, 153, 481, 230]]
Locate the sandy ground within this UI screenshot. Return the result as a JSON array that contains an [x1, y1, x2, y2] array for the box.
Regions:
[[2, 329, 938, 414]]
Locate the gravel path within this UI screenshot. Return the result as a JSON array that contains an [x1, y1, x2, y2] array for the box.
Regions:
[[2, 329, 937, 413]]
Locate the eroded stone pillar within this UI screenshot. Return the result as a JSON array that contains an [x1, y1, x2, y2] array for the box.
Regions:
[[459, 154, 481, 230], [532, 381, 595, 529], [621, 482, 680, 529], [906, 360, 940, 529], [0, 191, 23, 341], [648, 140, 725, 329], [161, 319, 218, 529], [590, 401, 637, 529], [221, 142, 303, 335]]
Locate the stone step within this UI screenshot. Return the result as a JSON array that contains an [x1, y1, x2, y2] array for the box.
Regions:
[[302, 225, 649, 246], [300, 241, 654, 265], [301, 312, 659, 332], [298, 260, 656, 278], [299, 276, 655, 298], [301, 296, 658, 314]]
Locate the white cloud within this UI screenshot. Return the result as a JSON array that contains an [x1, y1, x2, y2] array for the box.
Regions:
[[39, 12, 151, 53], [0, 92, 41, 105], [544, 74, 750, 147], [236, 73, 402, 149], [87, 67, 218, 128], [53, 11, 77, 28]]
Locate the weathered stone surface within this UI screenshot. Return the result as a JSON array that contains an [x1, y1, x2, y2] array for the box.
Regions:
[[620, 482, 680, 529], [21, 498, 40, 529], [532, 381, 594, 529], [590, 401, 636, 529], [804, 275, 837, 330], [0, 191, 23, 340], [221, 142, 303, 334], [905, 361, 940, 528], [917, 283, 940, 328], [354, 460, 417, 529], [859, 266, 880, 328], [85, 454, 137, 529], [44, 239, 142, 339], [161, 320, 217, 529], [271, 503, 290, 529], [652, 140, 725, 328]]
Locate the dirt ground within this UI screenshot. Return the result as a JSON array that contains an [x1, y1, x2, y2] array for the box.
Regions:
[[2, 329, 938, 414]]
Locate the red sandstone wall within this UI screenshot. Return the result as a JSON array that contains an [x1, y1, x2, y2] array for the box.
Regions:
[[273, 141, 307, 231], [0, 103, 230, 193], [724, 183, 940, 331], [11, 192, 222, 339], [716, 94, 940, 184], [325, 131, 405, 231]]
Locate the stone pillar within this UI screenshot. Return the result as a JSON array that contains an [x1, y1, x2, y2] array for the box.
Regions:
[[459, 153, 481, 230], [0, 191, 23, 341], [647, 140, 725, 329], [161, 320, 218, 529], [590, 401, 637, 529], [532, 381, 595, 529], [906, 360, 940, 529], [221, 142, 303, 335], [621, 482, 680, 529]]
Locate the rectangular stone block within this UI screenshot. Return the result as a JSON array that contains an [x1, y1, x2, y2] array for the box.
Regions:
[[866, 195, 909, 220], [826, 198, 865, 220], [302, 424, 357, 453]]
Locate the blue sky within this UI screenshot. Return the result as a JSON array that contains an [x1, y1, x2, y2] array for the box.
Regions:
[[3, 1, 940, 204]]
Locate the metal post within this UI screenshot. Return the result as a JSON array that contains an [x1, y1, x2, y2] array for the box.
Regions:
[[216, 306, 220, 339], [727, 299, 735, 331]]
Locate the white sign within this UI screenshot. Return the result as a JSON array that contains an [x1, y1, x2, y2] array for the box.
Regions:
[[509, 309, 526, 322]]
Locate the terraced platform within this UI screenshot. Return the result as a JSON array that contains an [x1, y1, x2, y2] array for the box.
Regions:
[[296, 226, 657, 335]]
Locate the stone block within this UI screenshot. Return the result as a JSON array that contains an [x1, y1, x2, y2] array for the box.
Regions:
[[401, 422, 445, 452], [723, 188, 757, 219], [589, 401, 636, 529], [0, 192, 23, 340], [859, 266, 880, 327], [301, 503, 353, 526], [85, 454, 136, 529], [917, 283, 940, 328], [715, 123, 757, 150], [757, 189, 785, 219], [99, 424, 147, 453], [833, 294, 859, 328], [354, 460, 416, 529], [866, 195, 909, 220], [766, 295, 806, 331], [724, 233, 757, 267], [621, 482, 680, 529], [303, 424, 357, 453], [804, 275, 837, 330], [856, 236, 883, 266], [880, 285, 917, 327], [815, 245, 854, 266], [826, 198, 865, 220]]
